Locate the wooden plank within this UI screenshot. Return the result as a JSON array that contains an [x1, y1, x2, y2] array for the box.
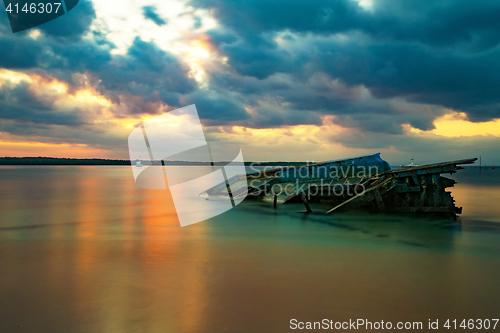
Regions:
[[391, 165, 457, 178], [441, 176, 457, 188], [410, 172, 420, 186], [419, 176, 428, 207], [432, 174, 442, 207], [326, 177, 395, 214], [373, 188, 386, 212], [300, 192, 313, 213], [388, 157, 476, 176], [326, 191, 375, 214], [394, 184, 421, 193]]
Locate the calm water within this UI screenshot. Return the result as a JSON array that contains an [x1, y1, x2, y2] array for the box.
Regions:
[[0, 166, 499, 332]]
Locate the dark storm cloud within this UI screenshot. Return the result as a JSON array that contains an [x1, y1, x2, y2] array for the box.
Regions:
[[209, 33, 500, 126], [205, 29, 237, 46], [243, 107, 323, 128], [186, 91, 249, 123], [41, 36, 196, 110], [193, 16, 202, 29], [204, 72, 328, 127], [191, 0, 500, 129], [0, 104, 84, 126], [209, 72, 292, 95], [112, 37, 192, 94], [190, 0, 500, 49], [0, 0, 105, 72], [189, 0, 364, 37], [368, 0, 500, 50], [333, 110, 438, 135], [313, 39, 500, 121], [96, 37, 196, 109], [0, 119, 125, 149], [206, 70, 443, 132], [42, 38, 112, 75], [0, 0, 201, 150], [1, 0, 499, 147], [220, 40, 296, 79], [34, 36, 197, 110], [0, 81, 86, 126], [0, 37, 41, 68], [0, 0, 197, 112], [37, 0, 96, 39], [0, 81, 52, 110], [142, 6, 167, 26]]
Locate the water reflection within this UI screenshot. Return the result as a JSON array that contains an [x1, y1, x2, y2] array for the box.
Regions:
[[0, 166, 499, 332]]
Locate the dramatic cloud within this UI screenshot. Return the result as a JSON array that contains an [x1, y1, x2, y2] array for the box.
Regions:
[[38, 0, 97, 38], [142, 6, 167, 26], [96, 37, 197, 109], [0, 0, 499, 162], [192, 0, 500, 125], [0, 1, 197, 115], [0, 81, 85, 126], [190, 0, 500, 48]]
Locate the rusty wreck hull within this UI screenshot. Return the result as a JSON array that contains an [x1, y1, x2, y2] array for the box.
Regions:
[[201, 153, 477, 217], [311, 158, 476, 216]]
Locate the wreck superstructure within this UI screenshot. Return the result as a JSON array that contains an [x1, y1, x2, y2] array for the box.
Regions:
[[201, 153, 477, 217]]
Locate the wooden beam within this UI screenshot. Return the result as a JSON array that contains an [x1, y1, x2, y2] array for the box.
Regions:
[[432, 174, 442, 207], [326, 177, 395, 214], [410, 172, 420, 186], [394, 184, 421, 193], [299, 192, 313, 213], [373, 188, 386, 212]]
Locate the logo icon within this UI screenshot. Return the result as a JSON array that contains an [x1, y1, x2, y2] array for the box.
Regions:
[[3, 0, 79, 33], [128, 104, 248, 227]]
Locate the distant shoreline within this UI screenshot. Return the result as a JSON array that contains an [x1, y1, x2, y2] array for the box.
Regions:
[[0, 157, 490, 167], [0, 157, 303, 166]]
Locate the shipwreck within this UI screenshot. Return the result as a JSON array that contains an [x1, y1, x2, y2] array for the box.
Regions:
[[201, 153, 477, 218]]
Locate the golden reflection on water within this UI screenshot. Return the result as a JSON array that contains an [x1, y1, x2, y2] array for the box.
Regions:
[[0, 167, 213, 332], [452, 183, 500, 223], [62, 168, 210, 333], [1, 166, 500, 332]]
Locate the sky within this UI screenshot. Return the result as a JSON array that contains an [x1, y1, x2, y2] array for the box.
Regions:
[[1, 0, 500, 164]]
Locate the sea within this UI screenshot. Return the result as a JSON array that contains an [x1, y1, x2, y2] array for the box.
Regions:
[[0, 165, 499, 332]]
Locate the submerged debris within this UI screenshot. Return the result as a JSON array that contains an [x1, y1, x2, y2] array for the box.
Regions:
[[201, 153, 477, 218]]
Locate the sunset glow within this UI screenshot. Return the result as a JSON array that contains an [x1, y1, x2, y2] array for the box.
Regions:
[[1, 0, 500, 164], [432, 113, 500, 137]]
